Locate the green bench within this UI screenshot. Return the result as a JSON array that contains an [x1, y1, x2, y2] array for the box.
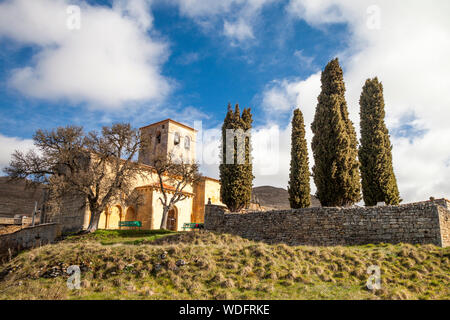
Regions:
[[119, 221, 142, 229], [183, 223, 204, 231]]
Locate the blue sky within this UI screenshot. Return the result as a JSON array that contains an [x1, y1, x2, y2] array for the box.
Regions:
[[0, 0, 349, 136], [0, 0, 450, 202]]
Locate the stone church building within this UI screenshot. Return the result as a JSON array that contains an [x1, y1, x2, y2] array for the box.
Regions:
[[48, 119, 223, 233]]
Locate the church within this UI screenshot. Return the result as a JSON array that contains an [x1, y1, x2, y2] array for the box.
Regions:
[[48, 119, 223, 232]]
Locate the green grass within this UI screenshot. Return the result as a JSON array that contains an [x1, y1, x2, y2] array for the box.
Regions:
[[65, 229, 175, 245], [0, 231, 449, 300]]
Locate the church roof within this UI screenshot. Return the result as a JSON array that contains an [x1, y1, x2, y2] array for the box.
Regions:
[[139, 119, 197, 133], [136, 183, 195, 197]]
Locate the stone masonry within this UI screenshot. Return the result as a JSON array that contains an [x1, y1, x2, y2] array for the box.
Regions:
[[0, 177, 45, 218], [0, 223, 62, 263], [204, 199, 450, 247]]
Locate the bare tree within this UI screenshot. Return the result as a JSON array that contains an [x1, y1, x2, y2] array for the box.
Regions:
[[153, 154, 202, 230], [3, 123, 147, 233]]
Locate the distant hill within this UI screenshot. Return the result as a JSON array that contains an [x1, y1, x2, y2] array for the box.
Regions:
[[252, 186, 321, 210]]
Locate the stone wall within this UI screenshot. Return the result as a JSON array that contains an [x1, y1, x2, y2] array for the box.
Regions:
[[192, 178, 223, 223], [437, 201, 450, 247], [135, 187, 154, 230], [205, 199, 450, 247], [0, 177, 45, 217], [0, 223, 62, 263], [0, 216, 40, 227], [46, 193, 88, 234]]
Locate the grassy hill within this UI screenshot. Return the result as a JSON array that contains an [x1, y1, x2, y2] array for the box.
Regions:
[[0, 230, 449, 300]]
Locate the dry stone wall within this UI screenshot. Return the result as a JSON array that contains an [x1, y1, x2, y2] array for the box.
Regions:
[[437, 201, 450, 247], [205, 199, 450, 247], [0, 223, 62, 263]]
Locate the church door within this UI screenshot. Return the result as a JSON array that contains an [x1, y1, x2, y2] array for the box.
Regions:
[[167, 208, 178, 231]]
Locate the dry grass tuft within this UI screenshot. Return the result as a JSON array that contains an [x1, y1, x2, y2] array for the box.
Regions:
[[0, 230, 448, 300]]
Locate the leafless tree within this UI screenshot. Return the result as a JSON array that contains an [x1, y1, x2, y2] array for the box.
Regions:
[[153, 153, 202, 230], [3, 123, 147, 233]]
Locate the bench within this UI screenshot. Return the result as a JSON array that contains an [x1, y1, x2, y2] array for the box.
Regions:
[[119, 221, 142, 229], [183, 223, 204, 231]]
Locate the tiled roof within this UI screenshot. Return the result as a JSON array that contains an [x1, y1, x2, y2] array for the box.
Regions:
[[136, 183, 194, 196], [139, 119, 197, 132]]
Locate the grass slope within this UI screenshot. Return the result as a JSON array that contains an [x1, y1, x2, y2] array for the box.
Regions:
[[0, 231, 449, 300]]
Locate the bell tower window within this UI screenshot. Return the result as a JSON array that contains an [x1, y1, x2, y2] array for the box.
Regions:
[[156, 131, 161, 144], [174, 132, 180, 146], [185, 136, 191, 150]]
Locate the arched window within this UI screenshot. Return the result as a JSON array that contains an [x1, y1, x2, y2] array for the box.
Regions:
[[184, 136, 191, 150], [174, 132, 180, 146]]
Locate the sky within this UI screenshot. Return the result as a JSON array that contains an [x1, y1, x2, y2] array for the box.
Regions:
[[0, 0, 449, 203]]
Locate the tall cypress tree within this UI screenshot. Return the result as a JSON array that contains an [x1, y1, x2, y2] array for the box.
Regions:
[[288, 108, 311, 208], [311, 58, 361, 207], [219, 104, 254, 212], [359, 77, 401, 206]]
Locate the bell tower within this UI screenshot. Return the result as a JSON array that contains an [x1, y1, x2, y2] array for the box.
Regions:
[[138, 119, 197, 166]]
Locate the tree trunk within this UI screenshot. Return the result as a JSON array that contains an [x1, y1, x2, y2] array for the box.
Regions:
[[160, 206, 169, 230], [86, 210, 101, 233]]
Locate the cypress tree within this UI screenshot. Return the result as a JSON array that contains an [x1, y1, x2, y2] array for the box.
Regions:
[[288, 108, 311, 208], [359, 77, 401, 206], [311, 58, 361, 207], [219, 104, 254, 212]]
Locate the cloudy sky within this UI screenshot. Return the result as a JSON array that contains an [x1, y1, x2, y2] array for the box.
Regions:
[[0, 0, 449, 203]]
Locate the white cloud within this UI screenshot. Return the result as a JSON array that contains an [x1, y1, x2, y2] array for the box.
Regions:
[[0, 134, 35, 172], [257, 0, 450, 202], [175, 52, 200, 65], [257, 74, 320, 190], [392, 130, 450, 201], [113, 0, 154, 30], [224, 19, 254, 42], [261, 73, 321, 123], [294, 50, 315, 69], [0, 0, 69, 44], [0, 0, 170, 109], [167, 0, 274, 42], [169, 0, 272, 18], [286, 0, 349, 26], [168, 0, 234, 17]]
